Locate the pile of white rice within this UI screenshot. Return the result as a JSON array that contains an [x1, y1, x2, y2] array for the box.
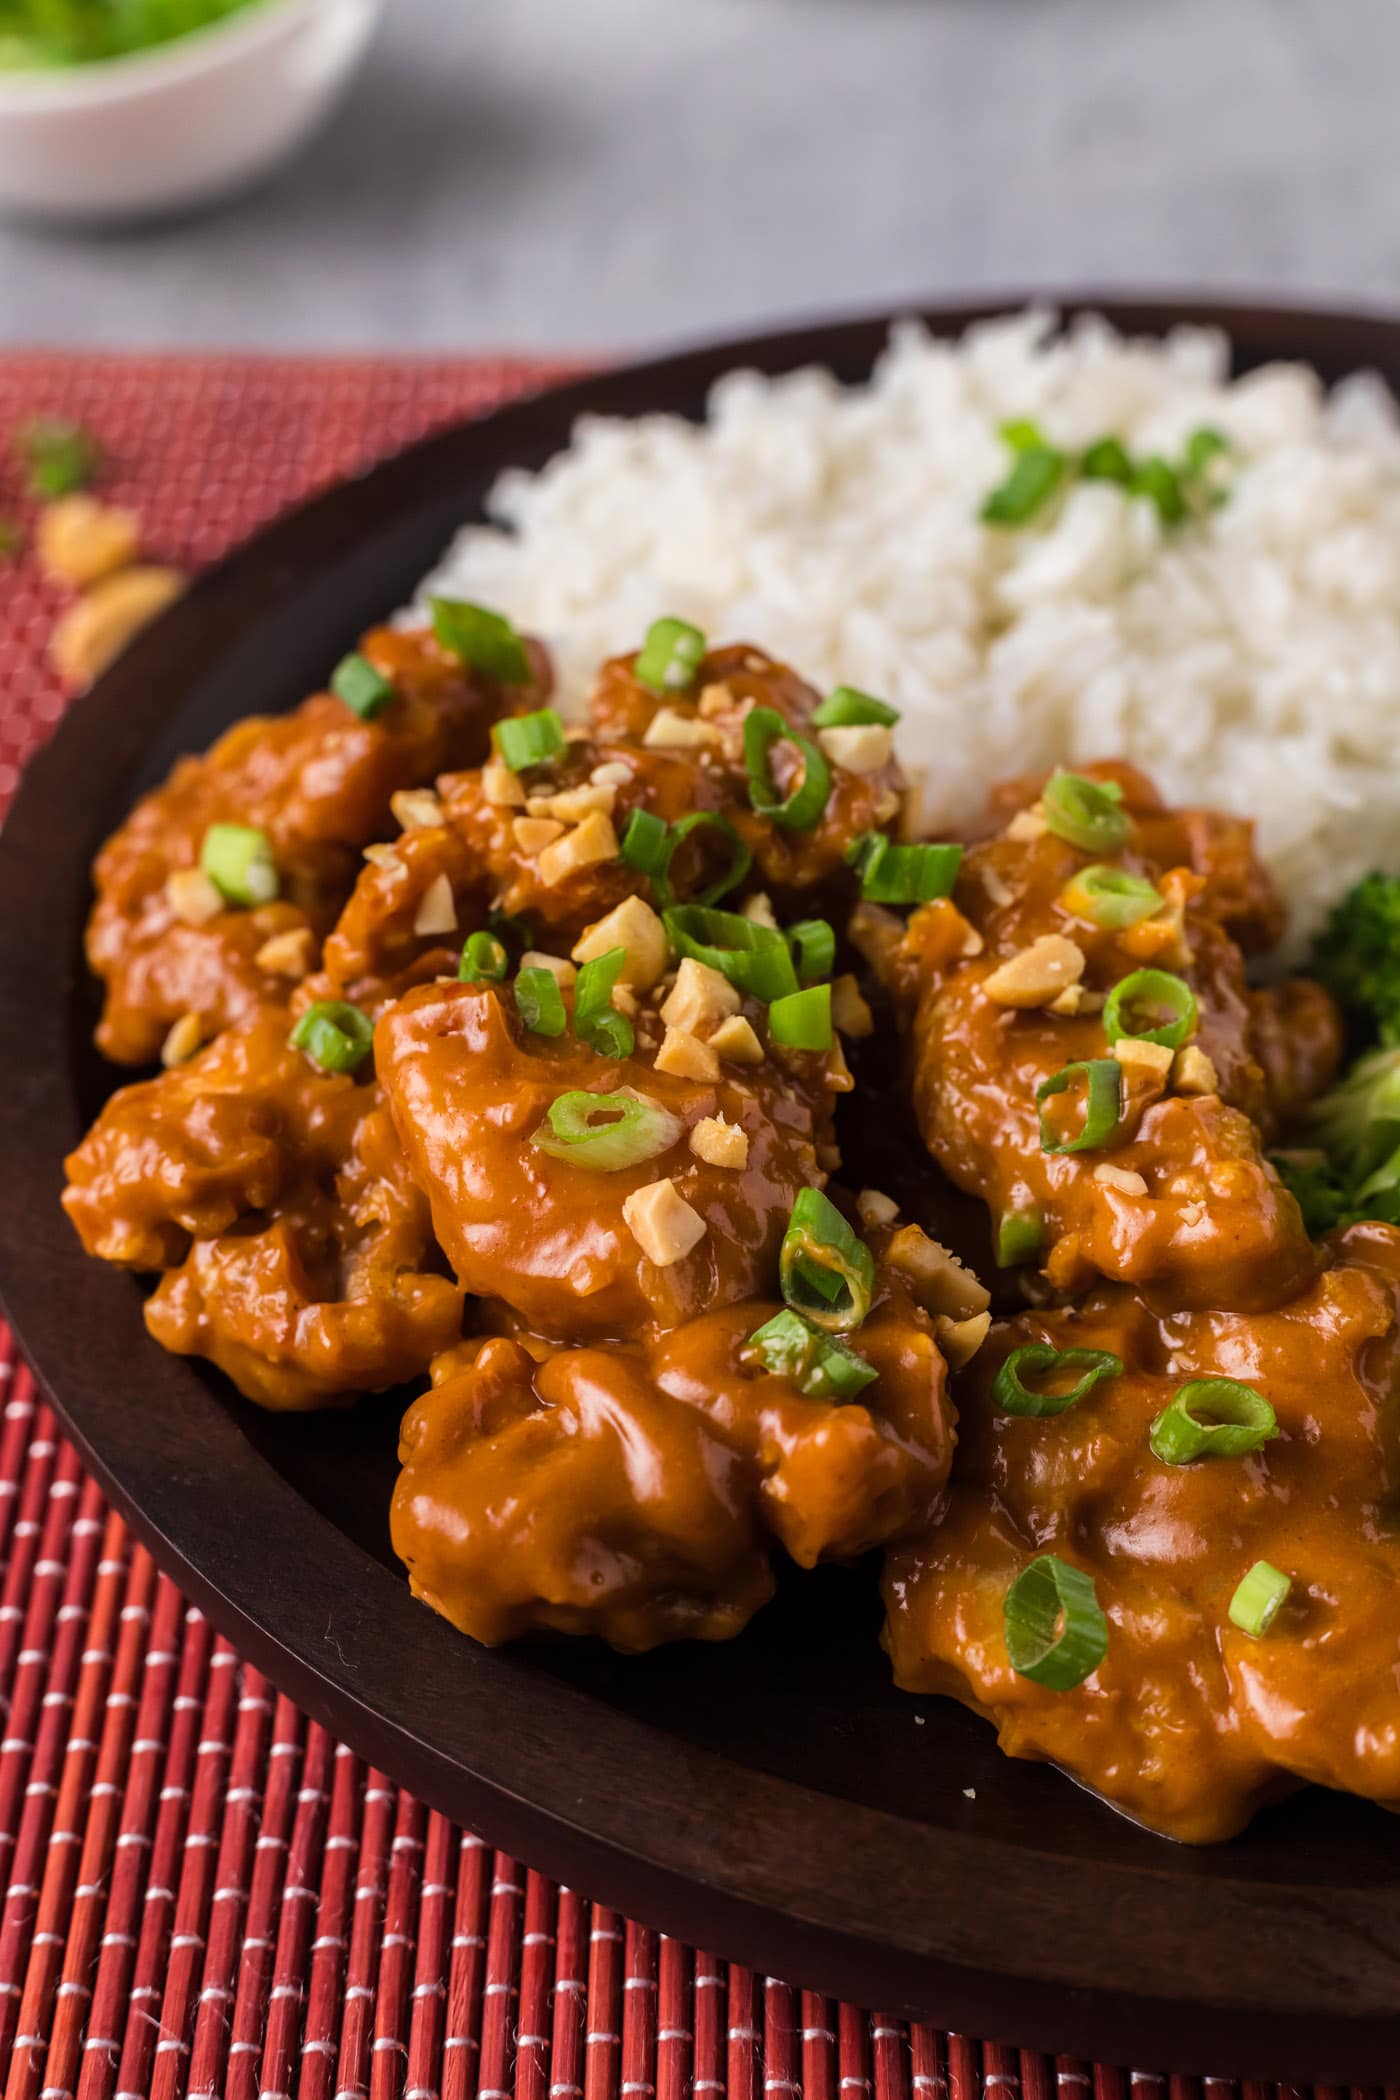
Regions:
[[417, 308, 1400, 952]]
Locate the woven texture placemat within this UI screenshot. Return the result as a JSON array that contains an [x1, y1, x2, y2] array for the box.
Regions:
[[0, 350, 1369, 2100]]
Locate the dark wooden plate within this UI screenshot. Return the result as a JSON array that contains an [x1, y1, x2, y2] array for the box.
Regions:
[[3, 298, 1399, 2083]]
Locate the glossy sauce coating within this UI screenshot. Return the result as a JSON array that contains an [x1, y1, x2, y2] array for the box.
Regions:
[[883, 1224, 1400, 1842], [63, 1005, 462, 1409], [374, 976, 836, 1341], [86, 626, 525, 1064], [897, 762, 1330, 1310], [395, 1277, 952, 1651]]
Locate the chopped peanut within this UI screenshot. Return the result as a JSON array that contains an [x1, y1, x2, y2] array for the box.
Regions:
[[689, 1116, 749, 1170], [1006, 804, 1048, 843], [483, 759, 526, 809], [661, 958, 741, 1038], [512, 815, 565, 855], [655, 1028, 720, 1082], [886, 1223, 991, 1318], [50, 564, 185, 687], [590, 760, 632, 789], [960, 923, 985, 957], [529, 782, 617, 824], [413, 872, 458, 938], [161, 1012, 203, 1068], [519, 950, 577, 988], [622, 1178, 706, 1266], [37, 494, 141, 586], [165, 867, 223, 927], [857, 1188, 899, 1229], [982, 865, 1014, 909], [698, 682, 734, 719], [1174, 1044, 1220, 1095], [831, 974, 874, 1039], [983, 934, 1085, 1009], [642, 708, 719, 751], [708, 1014, 765, 1066], [1048, 983, 1105, 1017], [538, 810, 620, 888], [255, 927, 315, 978], [573, 895, 668, 989], [391, 788, 442, 831], [363, 842, 403, 871], [817, 723, 893, 775], [1112, 1038, 1174, 1081], [742, 892, 779, 932], [1094, 1162, 1149, 1197], [935, 1309, 992, 1371]]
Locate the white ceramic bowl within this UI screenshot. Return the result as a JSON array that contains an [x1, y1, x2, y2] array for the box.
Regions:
[[0, 0, 384, 222]]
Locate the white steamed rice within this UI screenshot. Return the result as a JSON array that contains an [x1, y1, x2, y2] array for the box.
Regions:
[[416, 308, 1400, 953]]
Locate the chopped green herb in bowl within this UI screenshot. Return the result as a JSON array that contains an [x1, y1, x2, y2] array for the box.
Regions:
[[0, 0, 269, 70]]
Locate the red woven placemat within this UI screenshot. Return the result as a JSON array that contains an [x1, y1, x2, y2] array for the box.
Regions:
[[0, 351, 1365, 2100]]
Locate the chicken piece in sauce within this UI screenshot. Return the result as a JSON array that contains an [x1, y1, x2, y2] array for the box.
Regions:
[[883, 1222, 1400, 1842], [394, 1268, 955, 1652], [62, 1004, 462, 1409], [373, 973, 841, 1342], [893, 762, 1331, 1312], [86, 626, 536, 1065]]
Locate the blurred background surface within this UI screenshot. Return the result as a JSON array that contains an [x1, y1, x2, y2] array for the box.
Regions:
[[2, 0, 1398, 352]]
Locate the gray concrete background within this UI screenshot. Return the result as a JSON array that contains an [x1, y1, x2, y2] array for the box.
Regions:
[[2, 0, 1398, 354]]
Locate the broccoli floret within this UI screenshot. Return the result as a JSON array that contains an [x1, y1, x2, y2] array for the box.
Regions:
[[1304, 1044, 1400, 1185], [1273, 1044, 1400, 1238], [1311, 873, 1400, 1046], [1270, 1151, 1355, 1237]]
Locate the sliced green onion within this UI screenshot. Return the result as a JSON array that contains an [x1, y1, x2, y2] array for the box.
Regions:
[[1003, 1555, 1108, 1690], [846, 832, 963, 905], [514, 967, 567, 1038], [1000, 419, 1048, 452], [995, 1209, 1044, 1269], [1103, 968, 1197, 1051], [574, 946, 635, 1059], [1149, 1378, 1278, 1465], [1060, 864, 1163, 931], [769, 984, 833, 1052], [19, 416, 98, 499], [458, 930, 509, 983], [786, 918, 836, 985], [663, 905, 799, 1003], [635, 616, 706, 694], [1184, 426, 1229, 476], [200, 823, 278, 908], [496, 707, 566, 772], [531, 1089, 681, 1171], [779, 1187, 875, 1335], [1036, 1059, 1123, 1155], [331, 652, 394, 720], [619, 808, 750, 911], [743, 1308, 877, 1402], [663, 813, 751, 908], [812, 686, 900, 729], [1132, 455, 1186, 525], [430, 597, 532, 684], [744, 707, 832, 831], [1079, 436, 1134, 485], [1041, 770, 1130, 854], [289, 1000, 373, 1075], [982, 443, 1066, 526], [993, 1344, 1123, 1419], [1228, 1560, 1292, 1638], [619, 807, 670, 880]]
